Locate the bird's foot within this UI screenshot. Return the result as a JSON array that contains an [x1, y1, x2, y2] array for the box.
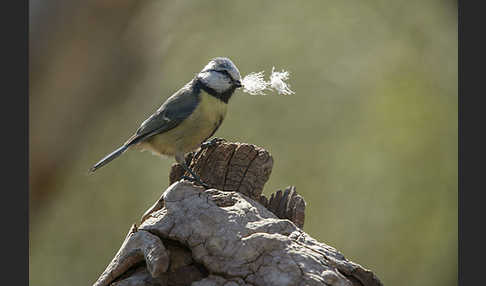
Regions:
[[181, 175, 210, 189], [201, 137, 226, 149]]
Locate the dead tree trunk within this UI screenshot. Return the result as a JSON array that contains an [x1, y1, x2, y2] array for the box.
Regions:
[[93, 140, 383, 286]]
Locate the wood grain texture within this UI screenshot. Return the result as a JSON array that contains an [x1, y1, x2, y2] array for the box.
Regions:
[[169, 140, 272, 200], [93, 141, 382, 286], [169, 140, 306, 227]]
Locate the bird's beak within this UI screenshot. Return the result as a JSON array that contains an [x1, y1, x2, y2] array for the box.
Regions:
[[234, 80, 242, 88]]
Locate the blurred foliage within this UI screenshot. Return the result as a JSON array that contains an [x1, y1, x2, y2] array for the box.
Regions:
[[29, 0, 457, 285]]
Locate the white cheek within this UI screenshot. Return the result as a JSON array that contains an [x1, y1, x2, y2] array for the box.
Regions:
[[211, 80, 232, 93], [201, 72, 232, 93]]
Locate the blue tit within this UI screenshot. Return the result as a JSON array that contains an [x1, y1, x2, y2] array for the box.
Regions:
[[89, 57, 242, 187]]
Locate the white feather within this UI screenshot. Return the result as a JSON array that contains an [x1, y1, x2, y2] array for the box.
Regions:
[[240, 67, 294, 96]]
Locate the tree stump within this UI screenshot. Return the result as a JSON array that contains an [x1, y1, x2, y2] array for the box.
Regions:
[[93, 140, 383, 286]]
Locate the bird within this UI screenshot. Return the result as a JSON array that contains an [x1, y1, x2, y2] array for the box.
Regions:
[[89, 57, 242, 187]]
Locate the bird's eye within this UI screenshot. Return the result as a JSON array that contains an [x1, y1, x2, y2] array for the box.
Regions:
[[217, 70, 234, 81], [207, 69, 233, 81], [217, 70, 231, 77]]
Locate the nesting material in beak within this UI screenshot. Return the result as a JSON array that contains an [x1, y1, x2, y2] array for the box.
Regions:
[[241, 71, 268, 95], [241, 67, 294, 95]]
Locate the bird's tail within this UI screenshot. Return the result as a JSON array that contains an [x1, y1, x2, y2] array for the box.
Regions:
[[89, 145, 129, 173]]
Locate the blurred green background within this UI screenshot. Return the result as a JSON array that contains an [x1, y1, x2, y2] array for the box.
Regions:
[[29, 0, 457, 285]]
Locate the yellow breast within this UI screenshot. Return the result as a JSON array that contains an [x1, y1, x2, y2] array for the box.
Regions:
[[141, 91, 227, 156]]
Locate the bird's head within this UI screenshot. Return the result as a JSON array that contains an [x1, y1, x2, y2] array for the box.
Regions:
[[197, 57, 242, 94]]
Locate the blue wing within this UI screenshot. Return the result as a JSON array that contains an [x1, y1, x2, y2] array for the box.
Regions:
[[89, 80, 201, 173], [125, 80, 200, 146]]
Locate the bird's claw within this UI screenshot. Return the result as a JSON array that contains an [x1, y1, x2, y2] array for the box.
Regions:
[[201, 137, 226, 149], [181, 175, 210, 189]]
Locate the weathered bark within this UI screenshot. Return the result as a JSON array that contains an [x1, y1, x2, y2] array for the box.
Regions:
[[94, 140, 383, 286], [168, 140, 305, 228]]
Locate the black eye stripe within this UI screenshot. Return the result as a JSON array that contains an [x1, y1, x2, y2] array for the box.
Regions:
[[208, 69, 232, 79], [220, 70, 231, 77]]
